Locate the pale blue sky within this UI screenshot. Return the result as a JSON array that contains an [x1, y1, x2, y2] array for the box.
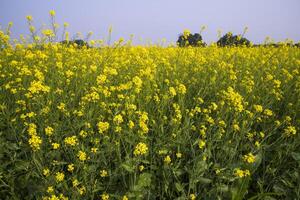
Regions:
[[0, 0, 299, 44]]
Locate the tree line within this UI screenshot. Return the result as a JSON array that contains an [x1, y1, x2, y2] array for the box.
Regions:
[[177, 31, 300, 47], [57, 32, 300, 48]]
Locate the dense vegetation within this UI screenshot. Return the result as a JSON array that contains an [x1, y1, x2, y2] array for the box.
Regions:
[[0, 12, 300, 200]]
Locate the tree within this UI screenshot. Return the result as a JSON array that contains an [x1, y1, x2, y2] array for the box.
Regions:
[[177, 30, 206, 47], [60, 39, 90, 48], [217, 32, 250, 47]]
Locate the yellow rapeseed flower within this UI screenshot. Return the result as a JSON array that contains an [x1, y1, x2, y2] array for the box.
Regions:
[[164, 155, 172, 165], [77, 150, 87, 161], [133, 142, 148, 156], [67, 164, 74, 172], [113, 114, 124, 124], [97, 121, 110, 134], [64, 136, 78, 146], [234, 168, 250, 178], [100, 170, 108, 177], [243, 153, 256, 163], [49, 10, 56, 17], [45, 126, 54, 136], [55, 172, 64, 182], [169, 87, 177, 97], [28, 135, 42, 151]]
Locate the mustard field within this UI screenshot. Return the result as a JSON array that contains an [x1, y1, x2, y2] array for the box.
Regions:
[[0, 24, 300, 199]]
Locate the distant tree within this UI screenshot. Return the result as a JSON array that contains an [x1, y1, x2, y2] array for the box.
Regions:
[[177, 30, 206, 47], [217, 32, 250, 47], [60, 39, 90, 48]]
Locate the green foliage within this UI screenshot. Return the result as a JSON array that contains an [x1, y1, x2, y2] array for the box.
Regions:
[[177, 33, 206, 47], [217, 32, 251, 47], [60, 39, 90, 48]]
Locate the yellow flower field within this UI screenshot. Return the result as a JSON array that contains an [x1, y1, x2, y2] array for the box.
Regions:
[[0, 16, 300, 200]]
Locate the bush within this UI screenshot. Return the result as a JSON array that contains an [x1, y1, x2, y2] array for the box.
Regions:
[[60, 39, 90, 48], [177, 31, 206, 47], [217, 32, 250, 47]]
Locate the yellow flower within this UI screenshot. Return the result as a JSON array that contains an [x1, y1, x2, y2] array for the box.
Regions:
[[263, 109, 273, 116], [55, 172, 64, 182], [64, 136, 78, 146], [139, 120, 149, 135], [176, 152, 182, 158], [79, 130, 88, 138], [169, 87, 177, 97], [133, 142, 148, 156], [255, 141, 260, 147], [177, 83, 186, 94], [97, 121, 110, 134], [101, 193, 109, 200], [132, 76, 143, 87], [91, 147, 98, 153], [43, 168, 50, 177], [128, 120, 135, 129], [28, 135, 42, 151], [47, 186, 54, 193], [222, 87, 244, 112], [284, 126, 297, 136], [45, 126, 54, 136], [26, 15, 33, 21], [115, 126, 122, 133], [233, 124, 240, 132], [48, 195, 60, 200], [26, 112, 36, 118], [42, 29, 54, 37], [139, 165, 145, 171], [77, 151, 87, 161], [57, 102, 66, 111], [164, 155, 171, 165], [63, 22, 69, 27], [253, 104, 263, 113], [49, 10, 56, 17], [113, 114, 124, 124], [243, 153, 256, 163], [100, 170, 108, 177], [72, 179, 79, 187], [27, 123, 37, 136], [59, 194, 68, 200], [183, 29, 191, 39], [79, 186, 86, 195], [234, 168, 250, 178], [67, 164, 74, 172], [52, 143, 60, 150], [198, 139, 206, 149], [190, 194, 196, 200], [96, 75, 107, 84]]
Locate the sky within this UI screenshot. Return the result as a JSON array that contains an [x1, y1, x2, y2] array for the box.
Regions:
[[0, 0, 299, 45]]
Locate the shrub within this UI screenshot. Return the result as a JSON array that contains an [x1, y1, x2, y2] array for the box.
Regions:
[[217, 32, 250, 47], [177, 30, 206, 47], [60, 39, 90, 48]]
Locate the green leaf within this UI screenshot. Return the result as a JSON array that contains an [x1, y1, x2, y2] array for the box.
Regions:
[[197, 177, 212, 184], [217, 184, 229, 193], [92, 186, 105, 193], [121, 160, 135, 173], [137, 173, 152, 188], [231, 177, 250, 200], [175, 182, 184, 192], [194, 160, 208, 176], [291, 152, 300, 163]]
